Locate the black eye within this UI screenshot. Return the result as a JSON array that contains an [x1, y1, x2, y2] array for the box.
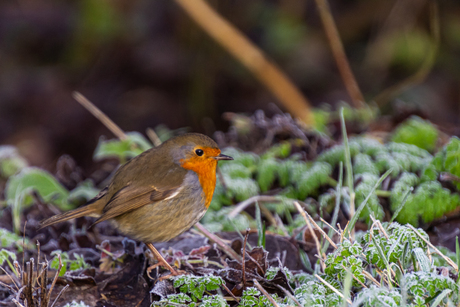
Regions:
[[195, 149, 204, 156]]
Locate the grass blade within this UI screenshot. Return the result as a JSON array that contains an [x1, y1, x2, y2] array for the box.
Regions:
[[323, 162, 343, 254], [341, 267, 353, 307], [429, 289, 452, 307], [345, 169, 392, 237], [390, 187, 413, 223], [255, 203, 265, 248]]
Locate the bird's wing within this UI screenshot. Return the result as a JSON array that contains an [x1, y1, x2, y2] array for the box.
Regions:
[[92, 184, 181, 225]]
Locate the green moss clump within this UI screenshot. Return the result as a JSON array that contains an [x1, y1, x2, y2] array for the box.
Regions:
[[391, 116, 439, 152]]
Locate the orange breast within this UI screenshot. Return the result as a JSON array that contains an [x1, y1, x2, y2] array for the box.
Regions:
[[180, 153, 219, 208]]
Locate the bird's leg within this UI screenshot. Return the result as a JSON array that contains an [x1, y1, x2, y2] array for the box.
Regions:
[[145, 243, 186, 278]]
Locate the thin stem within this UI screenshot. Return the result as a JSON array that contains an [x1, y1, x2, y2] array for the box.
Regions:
[[72, 92, 127, 140], [294, 202, 325, 271], [174, 0, 313, 124], [313, 0, 365, 108], [253, 279, 280, 307], [194, 223, 242, 262]]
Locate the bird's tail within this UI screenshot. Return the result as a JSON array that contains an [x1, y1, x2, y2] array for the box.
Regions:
[[38, 188, 107, 229]]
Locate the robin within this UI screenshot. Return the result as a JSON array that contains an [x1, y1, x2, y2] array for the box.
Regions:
[[39, 133, 233, 276]]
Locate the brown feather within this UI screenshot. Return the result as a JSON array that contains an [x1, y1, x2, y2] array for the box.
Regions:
[[38, 188, 107, 229], [92, 184, 181, 225]]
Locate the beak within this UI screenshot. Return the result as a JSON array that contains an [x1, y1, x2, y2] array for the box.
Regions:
[[214, 154, 233, 161]]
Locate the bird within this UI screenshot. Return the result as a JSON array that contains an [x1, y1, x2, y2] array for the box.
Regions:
[[39, 133, 233, 276]]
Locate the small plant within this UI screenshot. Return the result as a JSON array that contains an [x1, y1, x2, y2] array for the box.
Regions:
[[0, 145, 28, 178], [324, 239, 365, 287], [0, 248, 18, 275], [153, 275, 228, 306], [391, 116, 439, 152], [361, 222, 428, 270], [93, 131, 153, 162], [173, 275, 225, 302], [0, 249, 68, 306], [50, 250, 90, 276], [423, 137, 460, 190], [282, 280, 342, 306], [239, 287, 277, 307], [391, 175, 460, 226], [0, 227, 33, 251], [5, 167, 73, 232]]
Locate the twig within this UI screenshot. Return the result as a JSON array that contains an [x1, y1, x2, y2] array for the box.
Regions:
[[440, 172, 460, 183], [221, 282, 239, 302], [15, 286, 26, 307], [194, 223, 242, 262], [40, 261, 48, 307], [12, 298, 25, 307], [407, 224, 458, 272], [49, 284, 69, 307], [0, 267, 19, 289], [313, 0, 364, 108], [174, 0, 313, 124], [294, 202, 325, 270], [187, 259, 225, 269], [47, 255, 62, 304], [253, 279, 279, 307], [315, 274, 352, 304], [146, 127, 162, 147], [72, 92, 127, 140], [0, 280, 17, 293], [228, 196, 282, 218]]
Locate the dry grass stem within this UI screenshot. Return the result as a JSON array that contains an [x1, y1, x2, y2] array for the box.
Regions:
[[228, 196, 282, 218], [315, 274, 352, 304], [12, 298, 25, 307], [319, 217, 340, 236], [47, 254, 62, 304], [341, 264, 367, 288], [222, 282, 240, 302], [276, 285, 301, 307], [340, 221, 348, 243], [306, 213, 337, 249], [253, 279, 280, 307], [174, 0, 313, 124], [72, 92, 127, 140], [407, 224, 458, 272], [146, 127, 162, 146], [313, 0, 365, 108], [294, 202, 325, 270], [194, 222, 242, 262], [259, 203, 277, 226], [50, 284, 69, 307], [362, 270, 381, 287], [370, 216, 389, 240], [0, 266, 19, 288]]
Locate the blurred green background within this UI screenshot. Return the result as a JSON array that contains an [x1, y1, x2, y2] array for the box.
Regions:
[[0, 0, 459, 169]]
